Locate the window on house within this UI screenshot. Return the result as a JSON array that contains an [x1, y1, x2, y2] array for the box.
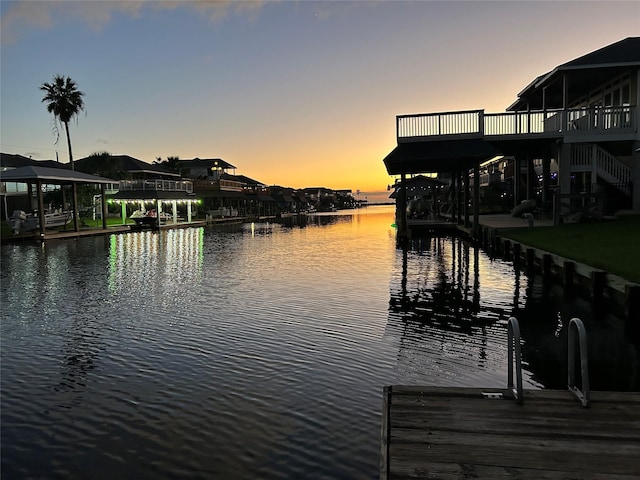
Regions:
[[622, 84, 630, 105]]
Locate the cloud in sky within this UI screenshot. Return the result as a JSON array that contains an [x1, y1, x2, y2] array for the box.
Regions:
[[1, 0, 267, 44]]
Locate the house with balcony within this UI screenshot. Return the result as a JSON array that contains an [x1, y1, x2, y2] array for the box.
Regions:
[[181, 158, 245, 215], [72, 154, 197, 226], [383, 37, 640, 230], [180, 157, 237, 181]]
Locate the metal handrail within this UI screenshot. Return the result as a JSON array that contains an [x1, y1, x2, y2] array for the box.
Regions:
[[568, 318, 590, 407], [507, 317, 524, 404]]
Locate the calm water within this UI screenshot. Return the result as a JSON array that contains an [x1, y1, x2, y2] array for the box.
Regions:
[[2, 205, 638, 479]]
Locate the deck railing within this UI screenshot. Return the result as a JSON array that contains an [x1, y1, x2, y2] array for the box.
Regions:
[[485, 109, 565, 135], [397, 109, 483, 138], [193, 179, 244, 192], [118, 179, 194, 193], [397, 106, 637, 140]]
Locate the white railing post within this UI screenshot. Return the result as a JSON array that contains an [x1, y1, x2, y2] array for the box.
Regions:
[[592, 144, 598, 182]]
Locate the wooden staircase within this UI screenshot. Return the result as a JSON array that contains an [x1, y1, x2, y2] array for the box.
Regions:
[[571, 143, 631, 196]]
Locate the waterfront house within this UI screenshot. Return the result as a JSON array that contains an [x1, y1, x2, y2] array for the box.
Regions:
[[267, 186, 315, 214], [180, 158, 247, 216], [75, 154, 178, 181], [302, 187, 340, 211], [180, 157, 237, 180], [268, 185, 297, 214], [383, 37, 640, 232], [1, 153, 64, 170], [242, 176, 277, 217], [73, 154, 197, 226]]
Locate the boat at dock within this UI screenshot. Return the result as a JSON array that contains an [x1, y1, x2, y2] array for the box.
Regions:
[[8, 209, 73, 234], [131, 209, 160, 228], [130, 209, 179, 228]]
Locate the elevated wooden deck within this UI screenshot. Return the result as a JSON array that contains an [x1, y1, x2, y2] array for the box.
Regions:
[[381, 386, 640, 480]]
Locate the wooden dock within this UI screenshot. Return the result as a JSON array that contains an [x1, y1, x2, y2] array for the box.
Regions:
[[1, 225, 132, 242], [381, 386, 640, 480]]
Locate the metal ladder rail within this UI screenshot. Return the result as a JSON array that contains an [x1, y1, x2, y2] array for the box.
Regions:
[[568, 318, 590, 407], [507, 317, 524, 404]]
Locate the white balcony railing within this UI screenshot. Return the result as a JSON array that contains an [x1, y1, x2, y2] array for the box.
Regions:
[[397, 109, 483, 138], [118, 179, 194, 193], [397, 106, 637, 140]]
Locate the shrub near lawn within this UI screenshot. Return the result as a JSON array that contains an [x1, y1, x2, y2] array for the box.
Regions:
[[500, 215, 640, 284]]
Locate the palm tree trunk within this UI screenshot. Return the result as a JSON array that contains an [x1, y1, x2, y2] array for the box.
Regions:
[[64, 121, 74, 171]]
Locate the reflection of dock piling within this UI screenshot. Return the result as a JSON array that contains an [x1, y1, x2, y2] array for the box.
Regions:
[[381, 386, 640, 480], [399, 213, 639, 323]]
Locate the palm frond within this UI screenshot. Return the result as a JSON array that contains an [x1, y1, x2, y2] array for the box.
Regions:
[[40, 74, 86, 124]]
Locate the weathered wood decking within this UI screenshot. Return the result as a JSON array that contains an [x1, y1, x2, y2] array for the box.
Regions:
[[381, 386, 640, 480]]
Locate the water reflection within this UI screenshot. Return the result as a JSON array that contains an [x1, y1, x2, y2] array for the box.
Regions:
[[2, 207, 637, 480], [387, 235, 526, 388], [389, 232, 640, 391], [108, 228, 204, 295], [391, 236, 515, 329]]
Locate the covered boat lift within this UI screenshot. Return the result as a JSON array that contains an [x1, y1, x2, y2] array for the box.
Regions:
[[110, 179, 200, 229], [1, 166, 115, 239], [383, 137, 502, 239]]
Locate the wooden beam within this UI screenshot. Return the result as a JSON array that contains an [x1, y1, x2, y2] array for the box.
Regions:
[[473, 163, 479, 237], [37, 180, 45, 238], [72, 183, 80, 232], [101, 184, 108, 230]]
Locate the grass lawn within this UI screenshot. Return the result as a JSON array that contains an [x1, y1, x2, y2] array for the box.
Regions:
[[500, 214, 640, 284]]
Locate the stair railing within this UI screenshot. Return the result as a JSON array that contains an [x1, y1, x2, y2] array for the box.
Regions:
[[596, 144, 631, 185]]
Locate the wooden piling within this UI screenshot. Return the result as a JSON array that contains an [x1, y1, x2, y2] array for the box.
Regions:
[[512, 243, 521, 268], [494, 234, 501, 254], [526, 248, 535, 271], [503, 239, 511, 259], [542, 254, 552, 279], [626, 285, 640, 323], [590, 271, 606, 304], [563, 261, 575, 290]]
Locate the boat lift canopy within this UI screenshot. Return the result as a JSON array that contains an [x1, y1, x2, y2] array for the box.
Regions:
[[1, 165, 116, 237]]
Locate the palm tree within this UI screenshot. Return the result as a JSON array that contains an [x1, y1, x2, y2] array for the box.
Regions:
[[40, 75, 85, 171]]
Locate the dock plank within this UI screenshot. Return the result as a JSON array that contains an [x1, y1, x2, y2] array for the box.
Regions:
[[381, 386, 640, 480]]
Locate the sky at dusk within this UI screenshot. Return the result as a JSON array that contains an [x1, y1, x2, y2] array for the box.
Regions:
[[1, 1, 639, 200]]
